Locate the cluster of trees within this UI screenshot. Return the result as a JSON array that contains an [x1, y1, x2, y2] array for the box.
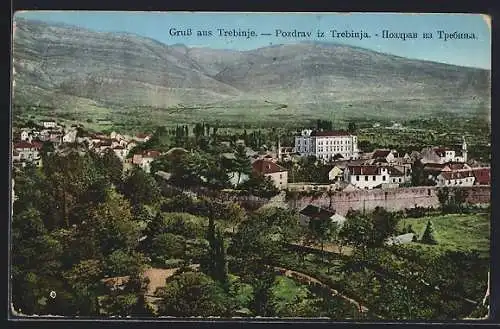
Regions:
[[436, 187, 470, 214], [12, 151, 162, 315], [151, 144, 279, 198], [279, 156, 333, 184]]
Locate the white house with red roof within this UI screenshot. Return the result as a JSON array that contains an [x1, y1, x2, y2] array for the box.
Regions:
[[133, 133, 152, 143], [294, 129, 359, 163], [13, 141, 43, 167], [252, 159, 288, 190], [436, 171, 475, 187], [344, 164, 408, 190], [132, 150, 162, 173], [421, 138, 468, 164]]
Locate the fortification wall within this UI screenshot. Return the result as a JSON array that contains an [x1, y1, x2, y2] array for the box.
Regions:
[[288, 186, 490, 216]]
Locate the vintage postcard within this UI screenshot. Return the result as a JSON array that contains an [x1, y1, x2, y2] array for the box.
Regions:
[[10, 12, 491, 320]]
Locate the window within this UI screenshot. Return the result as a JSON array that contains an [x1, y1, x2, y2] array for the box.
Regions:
[[383, 176, 386, 181], [356, 175, 360, 181], [280, 174, 283, 179], [372, 176, 376, 181], [399, 178, 402, 183], [365, 176, 368, 181]]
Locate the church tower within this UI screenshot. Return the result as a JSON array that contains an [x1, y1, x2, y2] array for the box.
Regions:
[[462, 136, 468, 163], [277, 136, 282, 162]]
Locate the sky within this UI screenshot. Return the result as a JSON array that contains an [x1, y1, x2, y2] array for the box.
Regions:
[[14, 11, 491, 69]]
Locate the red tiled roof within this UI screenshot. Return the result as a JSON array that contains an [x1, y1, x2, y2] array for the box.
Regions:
[[388, 167, 404, 177], [445, 162, 469, 171], [347, 165, 387, 176], [311, 131, 351, 137], [424, 163, 446, 171], [372, 150, 392, 159], [252, 159, 287, 174], [472, 168, 490, 185], [142, 150, 161, 158], [13, 141, 41, 149], [439, 171, 474, 180]]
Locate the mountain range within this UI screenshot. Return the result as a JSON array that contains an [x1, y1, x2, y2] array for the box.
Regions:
[[12, 17, 491, 124]]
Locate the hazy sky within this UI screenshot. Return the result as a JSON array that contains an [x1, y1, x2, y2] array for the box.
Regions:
[[15, 11, 491, 69]]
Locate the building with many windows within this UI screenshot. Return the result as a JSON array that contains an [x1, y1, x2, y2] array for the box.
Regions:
[[294, 130, 359, 162]]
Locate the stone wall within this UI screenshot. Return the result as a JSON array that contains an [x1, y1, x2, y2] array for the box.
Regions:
[[288, 186, 490, 216]]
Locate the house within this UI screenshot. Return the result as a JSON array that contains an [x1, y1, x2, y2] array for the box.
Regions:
[[252, 159, 288, 190], [472, 167, 490, 185], [298, 205, 345, 227], [112, 146, 128, 161], [132, 150, 162, 173], [294, 129, 359, 163], [370, 149, 397, 164], [20, 129, 32, 142], [42, 121, 57, 129], [134, 133, 152, 143], [436, 171, 475, 187], [328, 166, 344, 182], [299, 205, 335, 226], [62, 130, 78, 144], [344, 165, 392, 190], [421, 138, 468, 164], [425, 162, 476, 186], [13, 141, 43, 166]]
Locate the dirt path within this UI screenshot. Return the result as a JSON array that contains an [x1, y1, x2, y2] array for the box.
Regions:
[[272, 265, 379, 317], [143, 265, 200, 297]]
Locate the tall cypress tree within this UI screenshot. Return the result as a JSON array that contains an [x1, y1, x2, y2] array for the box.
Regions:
[[421, 220, 438, 244]]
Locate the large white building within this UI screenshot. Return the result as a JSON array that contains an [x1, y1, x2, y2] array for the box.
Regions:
[[294, 130, 359, 163]]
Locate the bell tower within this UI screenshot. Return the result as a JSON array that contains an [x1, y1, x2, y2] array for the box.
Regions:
[[462, 136, 468, 163]]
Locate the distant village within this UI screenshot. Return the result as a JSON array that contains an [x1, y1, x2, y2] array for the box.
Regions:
[[12, 120, 490, 196]]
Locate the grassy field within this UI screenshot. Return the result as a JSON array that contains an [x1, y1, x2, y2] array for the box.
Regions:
[[398, 213, 490, 256]]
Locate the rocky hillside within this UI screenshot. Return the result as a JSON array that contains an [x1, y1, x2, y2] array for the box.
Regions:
[[12, 18, 491, 122]]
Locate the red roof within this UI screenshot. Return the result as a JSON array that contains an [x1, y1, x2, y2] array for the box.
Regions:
[[311, 131, 351, 137], [136, 133, 151, 139], [439, 171, 474, 180], [347, 165, 387, 176], [142, 150, 161, 158], [13, 141, 41, 150], [372, 150, 392, 159], [424, 163, 446, 171], [472, 168, 490, 185], [252, 159, 287, 174]]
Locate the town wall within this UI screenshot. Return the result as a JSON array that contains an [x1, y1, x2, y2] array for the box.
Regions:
[[288, 186, 490, 216]]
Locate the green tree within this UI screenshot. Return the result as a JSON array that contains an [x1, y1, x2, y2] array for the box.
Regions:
[[309, 217, 339, 264], [150, 233, 186, 265], [155, 271, 232, 317], [122, 167, 161, 206], [239, 174, 279, 199], [370, 207, 399, 246], [348, 121, 357, 134], [437, 187, 450, 213], [420, 220, 438, 245], [97, 149, 123, 186]]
